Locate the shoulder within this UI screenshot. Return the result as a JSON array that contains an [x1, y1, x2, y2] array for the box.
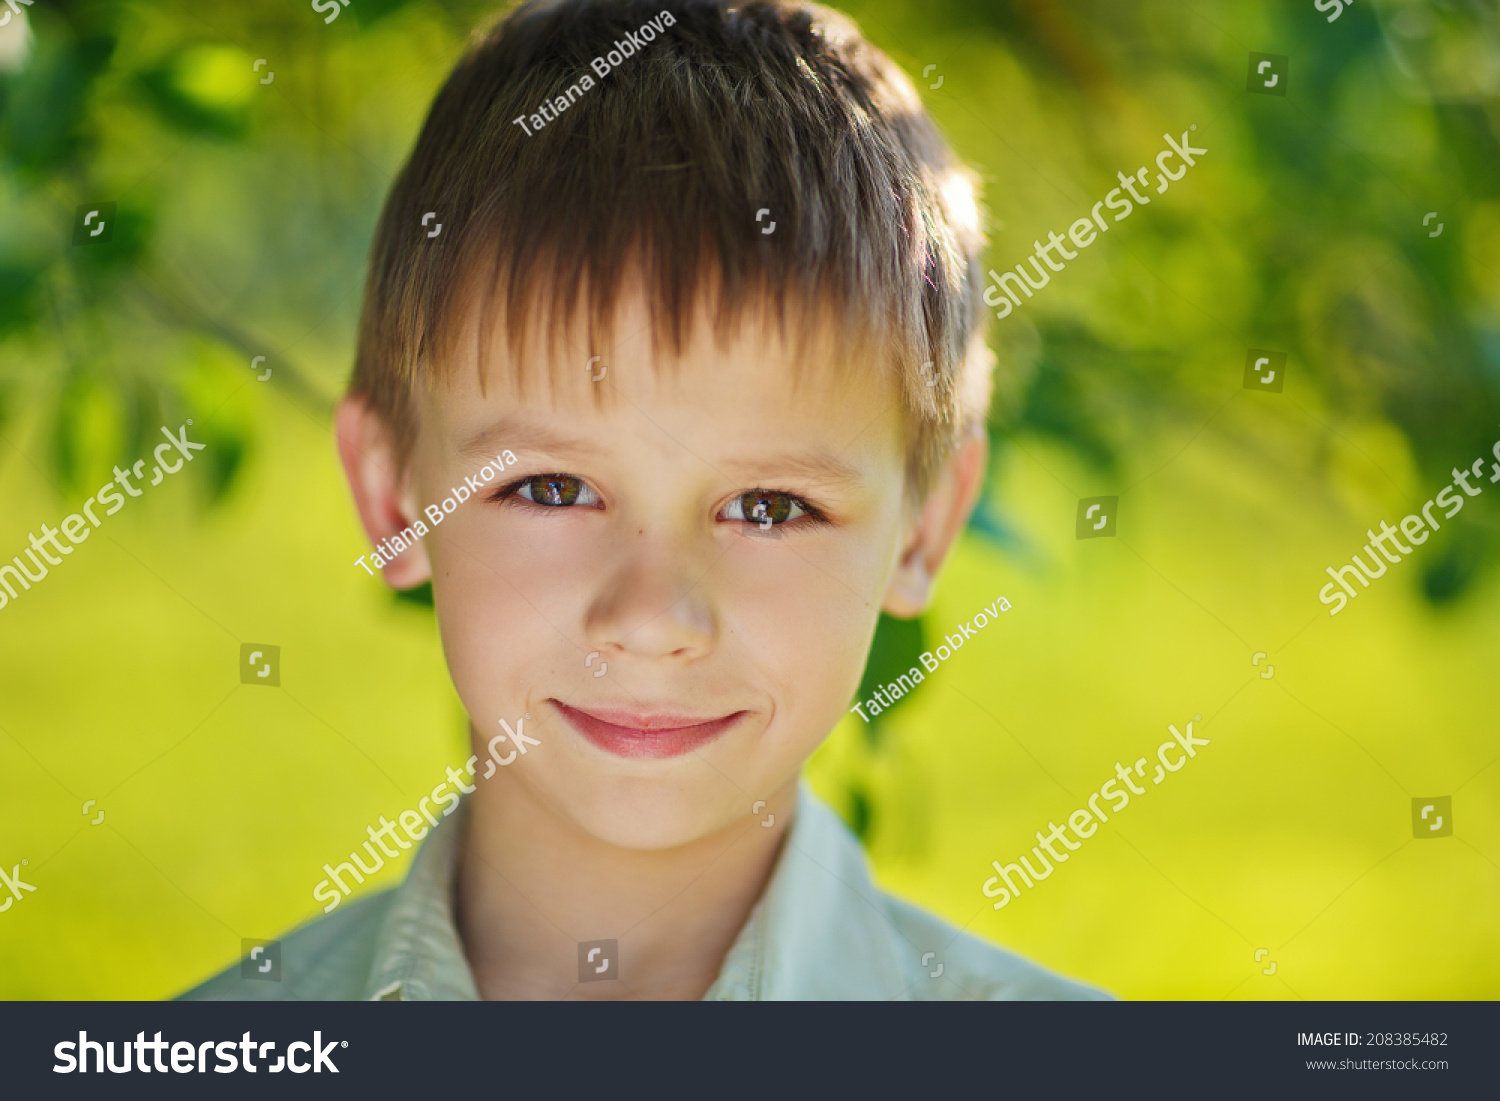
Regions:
[[176, 890, 398, 1001], [875, 890, 1113, 1001]]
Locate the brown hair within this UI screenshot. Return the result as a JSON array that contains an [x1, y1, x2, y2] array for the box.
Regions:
[[349, 0, 992, 497]]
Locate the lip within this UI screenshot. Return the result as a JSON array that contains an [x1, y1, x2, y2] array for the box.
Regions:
[[549, 699, 747, 759]]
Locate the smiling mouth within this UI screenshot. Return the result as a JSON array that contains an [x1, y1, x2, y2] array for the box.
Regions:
[[549, 700, 747, 759]]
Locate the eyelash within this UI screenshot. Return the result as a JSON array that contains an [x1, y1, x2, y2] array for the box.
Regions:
[[489, 475, 831, 528]]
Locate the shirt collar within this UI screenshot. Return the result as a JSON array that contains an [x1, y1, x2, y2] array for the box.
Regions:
[[704, 786, 910, 999], [361, 798, 479, 1001], [361, 783, 911, 1001]]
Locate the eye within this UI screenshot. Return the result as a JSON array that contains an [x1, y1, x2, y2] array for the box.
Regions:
[[719, 490, 810, 527], [511, 474, 601, 508]]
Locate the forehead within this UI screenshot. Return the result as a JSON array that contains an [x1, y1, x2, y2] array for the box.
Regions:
[[419, 277, 907, 471]]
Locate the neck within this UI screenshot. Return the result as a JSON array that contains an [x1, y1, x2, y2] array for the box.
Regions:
[[455, 763, 796, 1000]]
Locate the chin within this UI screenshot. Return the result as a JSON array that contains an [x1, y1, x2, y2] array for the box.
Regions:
[[555, 773, 745, 851]]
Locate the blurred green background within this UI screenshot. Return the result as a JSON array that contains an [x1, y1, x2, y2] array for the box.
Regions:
[[2, 0, 1497, 999]]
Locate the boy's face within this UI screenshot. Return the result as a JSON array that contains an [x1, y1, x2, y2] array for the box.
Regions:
[[344, 287, 978, 851]]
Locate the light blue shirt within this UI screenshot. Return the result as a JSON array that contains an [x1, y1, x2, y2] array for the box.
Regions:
[[182, 785, 1108, 1001]]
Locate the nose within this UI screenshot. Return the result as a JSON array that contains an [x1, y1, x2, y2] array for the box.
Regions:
[[583, 532, 718, 663]]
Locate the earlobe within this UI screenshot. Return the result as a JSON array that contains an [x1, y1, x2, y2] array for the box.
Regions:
[[335, 395, 434, 589], [881, 430, 989, 618]]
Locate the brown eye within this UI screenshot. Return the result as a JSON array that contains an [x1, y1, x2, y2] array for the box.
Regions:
[[725, 490, 804, 526], [745, 492, 790, 525], [516, 475, 596, 507]]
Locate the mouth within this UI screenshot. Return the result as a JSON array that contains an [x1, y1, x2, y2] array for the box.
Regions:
[[549, 699, 747, 759]]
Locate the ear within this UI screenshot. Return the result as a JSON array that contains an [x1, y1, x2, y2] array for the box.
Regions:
[[335, 394, 433, 589], [882, 428, 989, 617]]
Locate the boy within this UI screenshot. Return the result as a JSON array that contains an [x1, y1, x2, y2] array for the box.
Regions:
[[185, 0, 1104, 1001]]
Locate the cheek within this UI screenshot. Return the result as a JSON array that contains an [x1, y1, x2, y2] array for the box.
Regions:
[[426, 511, 604, 701], [717, 518, 896, 719]]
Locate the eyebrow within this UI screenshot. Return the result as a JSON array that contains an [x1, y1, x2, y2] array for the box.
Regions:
[[456, 418, 604, 465], [715, 451, 866, 491]]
